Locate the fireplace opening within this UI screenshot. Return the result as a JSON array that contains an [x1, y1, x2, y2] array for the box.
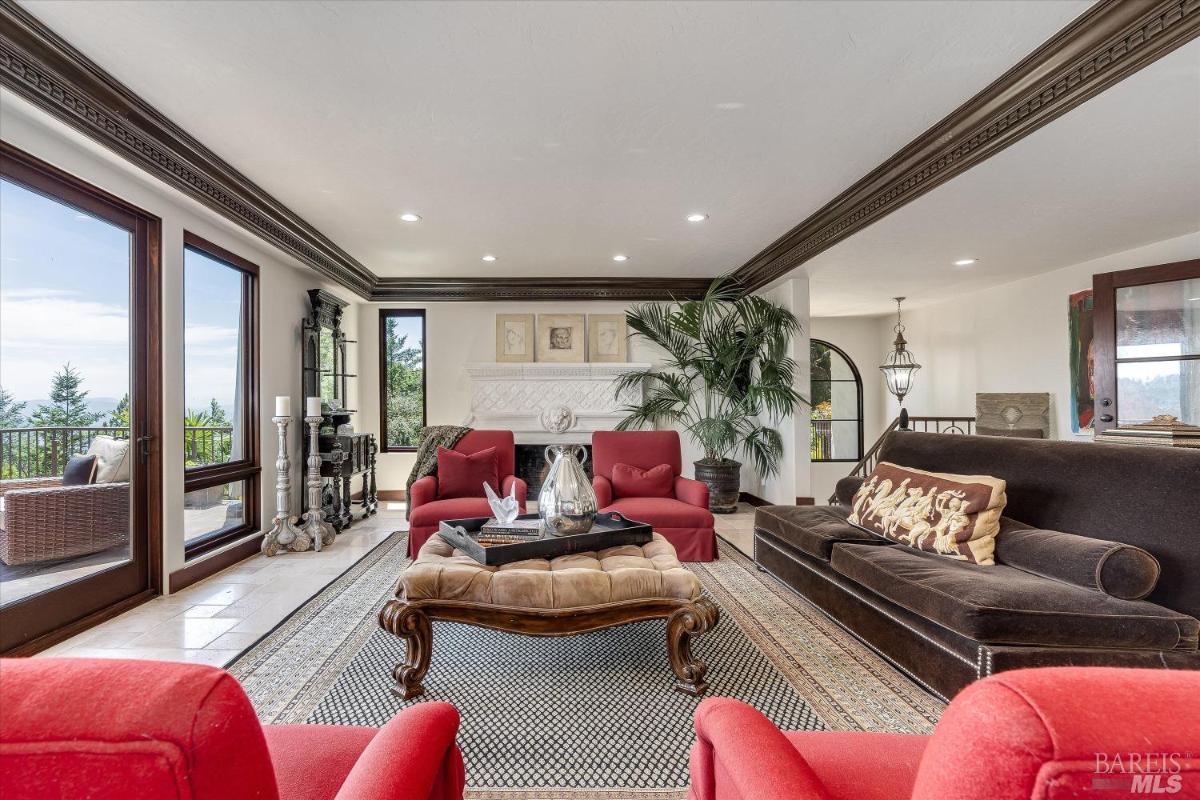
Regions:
[[515, 444, 593, 496]]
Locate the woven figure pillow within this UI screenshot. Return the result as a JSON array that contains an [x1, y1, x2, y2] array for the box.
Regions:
[[847, 461, 1007, 565]]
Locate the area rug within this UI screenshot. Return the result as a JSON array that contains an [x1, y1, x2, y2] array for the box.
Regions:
[[229, 534, 943, 799]]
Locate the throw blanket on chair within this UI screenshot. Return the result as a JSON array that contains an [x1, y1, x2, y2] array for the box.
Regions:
[[405, 425, 471, 519]]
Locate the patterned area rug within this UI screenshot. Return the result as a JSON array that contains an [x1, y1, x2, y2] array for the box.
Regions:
[[229, 534, 942, 800]]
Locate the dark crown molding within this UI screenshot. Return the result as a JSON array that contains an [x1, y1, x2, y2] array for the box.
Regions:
[[2, 0, 1196, 301], [370, 276, 712, 302], [733, 0, 1200, 293]]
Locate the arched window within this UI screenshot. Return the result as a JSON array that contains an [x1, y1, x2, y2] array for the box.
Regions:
[[811, 339, 863, 462]]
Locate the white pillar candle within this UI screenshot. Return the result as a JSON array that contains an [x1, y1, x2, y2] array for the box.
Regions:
[[275, 396, 292, 417], [307, 397, 323, 417]]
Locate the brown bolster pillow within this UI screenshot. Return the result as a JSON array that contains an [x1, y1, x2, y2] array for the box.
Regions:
[[834, 476, 864, 507], [994, 518, 1161, 600]]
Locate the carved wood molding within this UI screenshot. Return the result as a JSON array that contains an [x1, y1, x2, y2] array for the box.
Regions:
[[3, 0, 1195, 302], [733, 0, 1200, 293], [0, 0, 376, 298], [370, 277, 712, 301]]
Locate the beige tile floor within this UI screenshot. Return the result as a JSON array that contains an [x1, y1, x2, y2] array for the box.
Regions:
[[36, 502, 759, 667]]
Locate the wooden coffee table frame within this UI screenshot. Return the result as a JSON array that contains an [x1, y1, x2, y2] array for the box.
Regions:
[[378, 596, 719, 699]]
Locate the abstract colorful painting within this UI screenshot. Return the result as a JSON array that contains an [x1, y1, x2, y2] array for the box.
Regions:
[[1068, 289, 1095, 434]]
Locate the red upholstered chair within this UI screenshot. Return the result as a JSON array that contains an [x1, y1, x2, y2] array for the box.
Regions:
[[0, 658, 465, 800], [592, 430, 716, 561], [408, 430, 526, 557], [688, 667, 1200, 800]]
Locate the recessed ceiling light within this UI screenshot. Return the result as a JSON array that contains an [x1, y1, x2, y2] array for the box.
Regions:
[[399, 212, 421, 223], [612, 254, 629, 262], [481, 255, 497, 262], [954, 258, 978, 266], [686, 213, 709, 223]]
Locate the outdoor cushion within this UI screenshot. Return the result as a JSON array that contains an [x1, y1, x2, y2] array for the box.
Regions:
[[830, 542, 1199, 651], [754, 505, 889, 561], [604, 497, 713, 529], [435, 445, 498, 499], [612, 462, 674, 499], [403, 532, 700, 609], [62, 454, 97, 486], [86, 436, 130, 483]]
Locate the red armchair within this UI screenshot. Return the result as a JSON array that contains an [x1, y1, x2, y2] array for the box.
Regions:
[[592, 430, 716, 561], [688, 667, 1200, 800], [0, 658, 465, 800], [408, 429, 526, 557]]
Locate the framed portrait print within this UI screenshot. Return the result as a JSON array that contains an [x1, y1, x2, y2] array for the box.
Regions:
[[536, 314, 586, 362], [495, 314, 535, 362], [588, 314, 627, 362]]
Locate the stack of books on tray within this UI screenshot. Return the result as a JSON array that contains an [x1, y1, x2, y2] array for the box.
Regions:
[[474, 517, 545, 545]]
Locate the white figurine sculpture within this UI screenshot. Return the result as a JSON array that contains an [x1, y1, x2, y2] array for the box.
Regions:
[[484, 481, 521, 524]]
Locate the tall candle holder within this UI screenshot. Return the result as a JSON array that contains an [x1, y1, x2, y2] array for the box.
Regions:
[[262, 415, 311, 556], [302, 414, 336, 551]]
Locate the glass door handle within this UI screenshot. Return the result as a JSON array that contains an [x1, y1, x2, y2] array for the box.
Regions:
[[137, 435, 154, 463]]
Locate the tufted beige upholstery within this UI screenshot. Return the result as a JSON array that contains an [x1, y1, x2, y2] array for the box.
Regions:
[[400, 532, 702, 609]]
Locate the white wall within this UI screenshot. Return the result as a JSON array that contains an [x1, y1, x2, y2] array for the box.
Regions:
[[2, 92, 357, 587], [877, 231, 1200, 437]]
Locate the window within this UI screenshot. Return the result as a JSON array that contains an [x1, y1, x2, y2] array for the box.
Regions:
[[810, 339, 863, 462], [182, 232, 259, 556], [380, 309, 426, 451]]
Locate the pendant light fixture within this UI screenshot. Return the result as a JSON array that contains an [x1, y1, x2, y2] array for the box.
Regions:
[[880, 297, 921, 407]]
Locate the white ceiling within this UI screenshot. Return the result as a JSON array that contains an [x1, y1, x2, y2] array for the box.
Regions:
[[803, 39, 1200, 317], [20, 0, 1093, 280]]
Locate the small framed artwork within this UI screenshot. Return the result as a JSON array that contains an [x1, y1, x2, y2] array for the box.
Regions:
[[588, 314, 627, 362], [495, 314, 535, 362], [536, 314, 586, 362]]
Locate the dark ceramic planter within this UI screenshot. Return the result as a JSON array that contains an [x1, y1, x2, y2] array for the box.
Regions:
[[694, 458, 741, 514]]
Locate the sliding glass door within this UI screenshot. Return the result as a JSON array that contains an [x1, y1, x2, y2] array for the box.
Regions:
[[0, 143, 160, 653]]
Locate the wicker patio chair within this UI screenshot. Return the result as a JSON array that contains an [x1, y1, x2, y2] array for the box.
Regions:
[[0, 478, 130, 566]]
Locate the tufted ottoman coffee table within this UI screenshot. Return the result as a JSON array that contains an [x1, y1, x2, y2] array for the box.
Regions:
[[379, 532, 719, 699]]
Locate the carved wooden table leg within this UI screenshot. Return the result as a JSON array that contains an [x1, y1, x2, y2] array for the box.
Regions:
[[667, 597, 719, 696], [379, 600, 432, 699]]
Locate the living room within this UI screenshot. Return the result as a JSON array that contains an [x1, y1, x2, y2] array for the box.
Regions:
[[1, 1, 1198, 799]]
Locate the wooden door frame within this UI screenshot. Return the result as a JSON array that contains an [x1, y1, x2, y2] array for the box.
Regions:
[[1092, 258, 1200, 435], [0, 141, 162, 654]]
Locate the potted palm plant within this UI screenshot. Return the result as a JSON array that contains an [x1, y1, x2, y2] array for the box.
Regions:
[[613, 275, 806, 512]]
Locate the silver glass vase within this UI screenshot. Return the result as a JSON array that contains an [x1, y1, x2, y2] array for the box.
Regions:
[[538, 444, 597, 535]]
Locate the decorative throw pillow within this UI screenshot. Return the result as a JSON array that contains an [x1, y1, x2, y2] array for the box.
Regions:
[[847, 461, 1007, 565], [62, 454, 98, 486], [86, 435, 131, 483], [436, 446, 499, 499], [612, 463, 674, 498]]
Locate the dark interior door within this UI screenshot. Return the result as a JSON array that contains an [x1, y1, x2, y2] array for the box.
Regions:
[[0, 143, 161, 653], [1092, 258, 1200, 435]]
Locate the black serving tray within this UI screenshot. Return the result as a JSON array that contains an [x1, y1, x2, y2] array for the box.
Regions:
[[437, 512, 652, 566]]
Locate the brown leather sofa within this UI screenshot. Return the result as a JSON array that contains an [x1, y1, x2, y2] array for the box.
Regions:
[[753, 432, 1200, 700]]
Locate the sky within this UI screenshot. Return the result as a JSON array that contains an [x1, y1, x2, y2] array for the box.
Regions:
[[1, 177, 241, 412]]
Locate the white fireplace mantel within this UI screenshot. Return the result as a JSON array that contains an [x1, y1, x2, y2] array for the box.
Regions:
[[464, 362, 650, 444]]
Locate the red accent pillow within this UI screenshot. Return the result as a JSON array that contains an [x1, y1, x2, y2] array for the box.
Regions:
[[612, 462, 674, 499], [436, 446, 499, 499]]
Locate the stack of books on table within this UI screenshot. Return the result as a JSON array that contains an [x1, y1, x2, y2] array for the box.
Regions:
[[475, 517, 545, 545], [1096, 415, 1200, 449]]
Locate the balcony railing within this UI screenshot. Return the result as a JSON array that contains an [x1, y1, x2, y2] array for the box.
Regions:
[[810, 418, 832, 460], [0, 426, 234, 479], [831, 412, 976, 503]]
